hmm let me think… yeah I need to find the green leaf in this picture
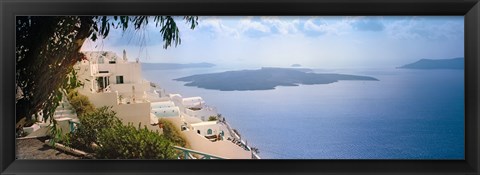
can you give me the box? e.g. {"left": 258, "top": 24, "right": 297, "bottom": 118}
{"left": 101, "top": 16, "right": 107, "bottom": 35}
{"left": 104, "top": 24, "right": 110, "bottom": 39}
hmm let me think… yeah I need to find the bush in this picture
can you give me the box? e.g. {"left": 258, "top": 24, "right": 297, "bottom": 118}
{"left": 208, "top": 116, "right": 217, "bottom": 121}
{"left": 95, "top": 123, "right": 177, "bottom": 159}
{"left": 67, "top": 106, "right": 121, "bottom": 152}
{"left": 67, "top": 107, "right": 180, "bottom": 159}
{"left": 159, "top": 119, "right": 187, "bottom": 147}
{"left": 67, "top": 90, "right": 95, "bottom": 117}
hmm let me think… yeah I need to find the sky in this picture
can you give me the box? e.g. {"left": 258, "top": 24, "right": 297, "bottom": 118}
{"left": 80, "top": 16, "right": 464, "bottom": 69}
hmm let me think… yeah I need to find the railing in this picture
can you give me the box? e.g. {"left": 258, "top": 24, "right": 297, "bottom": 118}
{"left": 173, "top": 146, "right": 226, "bottom": 159}
{"left": 144, "top": 91, "right": 162, "bottom": 102}
{"left": 203, "top": 105, "right": 217, "bottom": 112}
{"left": 221, "top": 120, "right": 236, "bottom": 138}
{"left": 67, "top": 121, "right": 259, "bottom": 159}
{"left": 68, "top": 120, "right": 80, "bottom": 133}
{"left": 252, "top": 152, "right": 261, "bottom": 159}
{"left": 219, "top": 119, "right": 261, "bottom": 159}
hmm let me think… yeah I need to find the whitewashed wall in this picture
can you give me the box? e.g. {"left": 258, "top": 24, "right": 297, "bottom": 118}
{"left": 190, "top": 122, "right": 221, "bottom": 136}
{"left": 110, "top": 82, "right": 150, "bottom": 93}
{"left": 112, "top": 102, "right": 151, "bottom": 127}
{"left": 79, "top": 91, "right": 117, "bottom": 107}
{"left": 96, "top": 63, "right": 142, "bottom": 84}
{"left": 161, "top": 117, "right": 251, "bottom": 159}
{"left": 185, "top": 108, "right": 218, "bottom": 121}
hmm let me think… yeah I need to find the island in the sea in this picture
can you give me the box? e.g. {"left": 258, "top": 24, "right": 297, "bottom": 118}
{"left": 142, "top": 62, "right": 215, "bottom": 70}
{"left": 174, "top": 67, "right": 378, "bottom": 91}
{"left": 291, "top": 64, "right": 302, "bottom": 67}
{"left": 398, "top": 57, "right": 464, "bottom": 69}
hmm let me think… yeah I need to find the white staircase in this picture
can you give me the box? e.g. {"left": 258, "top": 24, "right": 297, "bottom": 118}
{"left": 53, "top": 97, "right": 77, "bottom": 120}
{"left": 22, "top": 90, "right": 79, "bottom": 137}
{"left": 52, "top": 91, "right": 79, "bottom": 134}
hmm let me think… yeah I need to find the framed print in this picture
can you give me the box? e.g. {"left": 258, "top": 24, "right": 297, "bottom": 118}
{"left": 1, "top": 0, "right": 479, "bottom": 174}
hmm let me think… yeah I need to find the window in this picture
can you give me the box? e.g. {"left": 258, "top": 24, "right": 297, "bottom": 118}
{"left": 116, "top": 76, "right": 124, "bottom": 84}
{"left": 109, "top": 61, "right": 116, "bottom": 64}
{"left": 98, "top": 57, "right": 104, "bottom": 64}
{"left": 207, "top": 129, "right": 213, "bottom": 135}
{"left": 197, "top": 130, "right": 201, "bottom": 134}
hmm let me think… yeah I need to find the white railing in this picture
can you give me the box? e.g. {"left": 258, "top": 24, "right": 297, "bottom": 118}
{"left": 173, "top": 146, "right": 227, "bottom": 159}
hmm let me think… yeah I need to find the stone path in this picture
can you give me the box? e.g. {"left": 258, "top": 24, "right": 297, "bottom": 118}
{"left": 16, "top": 137, "right": 84, "bottom": 159}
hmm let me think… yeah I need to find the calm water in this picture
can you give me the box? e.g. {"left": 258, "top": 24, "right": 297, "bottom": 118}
{"left": 143, "top": 67, "right": 465, "bottom": 159}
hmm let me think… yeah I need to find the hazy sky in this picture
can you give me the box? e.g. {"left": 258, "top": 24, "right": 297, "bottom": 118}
{"left": 81, "top": 16, "right": 464, "bottom": 69}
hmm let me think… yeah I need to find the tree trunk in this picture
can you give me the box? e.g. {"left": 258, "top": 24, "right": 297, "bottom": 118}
{"left": 15, "top": 16, "right": 94, "bottom": 130}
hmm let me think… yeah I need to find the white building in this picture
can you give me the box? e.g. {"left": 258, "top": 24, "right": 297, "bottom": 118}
{"left": 82, "top": 51, "right": 149, "bottom": 98}
{"left": 169, "top": 94, "right": 218, "bottom": 121}
{"left": 151, "top": 101, "right": 176, "bottom": 108}
{"left": 190, "top": 121, "right": 226, "bottom": 141}
{"left": 182, "top": 97, "right": 204, "bottom": 109}
{"left": 75, "top": 50, "right": 167, "bottom": 131}
{"left": 152, "top": 107, "right": 181, "bottom": 118}
{"left": 73, "top": 51, "right": 256, "bottom": 158}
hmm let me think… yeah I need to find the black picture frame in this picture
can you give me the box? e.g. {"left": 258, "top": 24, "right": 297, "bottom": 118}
{"left": 1, "top": 0, "right": 479, "bottom": 174}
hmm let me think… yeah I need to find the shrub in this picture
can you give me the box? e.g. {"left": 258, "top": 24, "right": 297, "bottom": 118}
{"left": 67, "top": 106, "right": 121, "bottom": 152}
{"left": 159, "top": 119, "right": 187, "bottom": 147}
{"left": 67, "top": 90, "right": 95, "bottom": 117}
{"left": 208, "top": 116, "right": 217, "bottom": 121}
{"left": 67, "top": 107, "right": 179, "bottom": 159}
{"left": 95, "top": 123, "right": 177, "bottom": 159}
{"left": 251, "top": 147, "right": 260, "bottom": 154}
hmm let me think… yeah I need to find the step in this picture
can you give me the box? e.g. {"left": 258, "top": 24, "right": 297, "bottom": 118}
{"left": 57, "top": 104, "right": 73, "bottom": 109}
{"left": 54, "top": 111, "right": 75, "bottom": 115}
{"left": 54, "top": 114, "right": 75, "bottom": 119}
{"left": 55, "top": 112, "right": 74, "bottom": 115}
{"left": 55, "top": 109, "right": 71, "bottom": 111}
{"left": 55, "top": 117, "right": 73, "bottom": 121}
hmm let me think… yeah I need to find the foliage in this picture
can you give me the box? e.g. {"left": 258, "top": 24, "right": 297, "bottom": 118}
{"left": 67, "top": 90, "right": 95, "bottom": 117}
{"left": 92, "top": 16, "right": 198, "bottom": 49}
{"left": 16, "top": 16, "right": 95, "bottom": 130}
{"left": 159, "top": 119, "right": 187, "bottom": 147}
{"left": 15, "top": 16, "right": 198, "bottom": 129}
{"left": 208, "top": 116, "right": 218, "bottom": 121}
{"left": 66, "top": 107, "right": 179, "bottom": 159}
{"left": 67, "top": 106, "right": 122, "bottom": 152}
{"left": 45, "top": 69, "right": 85, "bottom": 141}
{"left": 47, "top": 119, "right": 65, "bottom": 146}
{"left": 250, "top": 147, "right": 260, "bottom": 154}
{"left": 95, "top": 123, "right": 177, "bottom": 159}
{"left": 64, "top": 68, "right": 84, "bottom": 91}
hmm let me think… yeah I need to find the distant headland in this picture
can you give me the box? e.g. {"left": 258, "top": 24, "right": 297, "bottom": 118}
{"left": 142, "top": 62, "right": 215, "bottom": 70}
{"left": 398, "top": 57, "right": 464, "bottom": 70}
{"left": 174, "top": 67, "right": 378, "bottom": 91}
{"left": 291, "top": 64, "right": 302, "bottom": 67}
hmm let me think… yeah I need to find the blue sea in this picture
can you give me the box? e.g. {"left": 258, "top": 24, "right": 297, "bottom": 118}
{"left": 142, "top": 67, "right": 465, "bottom": 159}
